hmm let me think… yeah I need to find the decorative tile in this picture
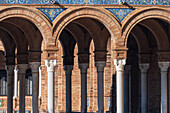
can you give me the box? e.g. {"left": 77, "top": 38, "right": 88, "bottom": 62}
{"left": 106, "top": 8, "right": 135, "bottom": 22}
{"left": 37, "top": 8, "right": 67, "bottom": 22}
{"left": 0, "top": 0, "right": 169, "bottom": 5}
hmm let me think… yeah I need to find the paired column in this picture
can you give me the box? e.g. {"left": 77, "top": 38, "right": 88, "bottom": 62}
{"left": 14, "top": 67, "right": 18, "bottom": 98}
{"left": 114, "top": 59, "right": 126, "bottom": 113}
{"left": 18, "top": 64, "right": 28, "bottom": 113}
{"left": 139, "top": 63, "right": 149, "bottom": 113}
{"left": 30, "top": 62, "right": 41, "bottom": 113}
{"left": 95, "top": 61, "right": 106, "bottom": 113}
{"left": 45, "top": 60, "right": 57, "bottom": 113}
{"left": 79, "top": 63, "right": 89, "bottom": 113}
{"left": 158, "top": 62, "right": 170, "bottom": 113}
{"left": 64, "top": 65, "right": 73, "bottom": 113}
{"left": 6, "top": 65, "right": 15, "bottom": 113}
{"left": 123, "top": 65, "right": 131, "bottom": 113}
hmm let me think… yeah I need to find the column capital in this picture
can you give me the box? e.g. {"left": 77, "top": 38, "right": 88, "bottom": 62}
{"left": 45, "top": 60, "right": 57, "bottom": 72}
{"left": 124, "top": 65, "right": 131, "bottom": 75}
{"left": 29, "top": 62, "right": 41, "bottom": 73}
{"left": 17, "top": 64, "right": 28, "bottom": 73}
{"left": 139, "top": 63, "right": 150, "bottom": 73}
{"left": 114, "top": 59, "right": 126, "bottom": 71}
{"left": 79, "top": 63, "right": 89, "bottom": 72}
{"left": 64, "top": 65, "right": 73, "bottom": 76}
{"left": 95, "top": 61, "right": 106, "bottom": 72}
{"left": 158, "top": 62, "right": 170, "bottom": 72}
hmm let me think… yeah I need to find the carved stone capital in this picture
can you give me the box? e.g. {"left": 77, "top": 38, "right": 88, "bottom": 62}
{"left": 79, "top": 63, "right": 89, "bottom": 73}
{"left": 29, "top": 62, "right": 41, "bottom": 73}
{"left": 45, "top": 60, "right": 57, "bottom": 72}
{"left": 114, "top": 59, "right": 126, "bottom": 71}
{"left": 95, "top": 61, "right": 106, "bottom": 72}
{"left": 158, "top": 62, "right": 170, "bottom": 72}
{"left": 64, "top": 65, "right": 73, "bottom": 76}
{"left": 139, "top": 63, "right": 150, "bottom": 73}
{"left": 124, "top": 65, "right": 131, "bottom": 74}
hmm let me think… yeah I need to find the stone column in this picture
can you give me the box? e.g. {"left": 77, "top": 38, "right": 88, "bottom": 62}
{"left": 39, "top": 67, "right": 42, "bottom": 99}
{"left": 64, "top": 65, "right": 73, "bottom": 113}
{"left": 158, "top": 62, "right": 170, "bottom": 113}
{"left": 114, "top": 59, "right": 126, "bottom": 113}
{"left": 30, "top": 62, "right": 41, "bottom": 113}
{"left": 123, "top": 65, "right": 131, "bottom": 113}
{"left": 139, "top": 63, "right": 149, "bottom": 113}
{"left": 14, "top": 67, "right": 18, "bottom": 98}
{"left": 6, "top": 65, "right": 15, "bottom": 113}
{"left": 79, "top": 63, "right": 89, "bottom": 113}
{"left": 45, "top": 60, "right": 57, "bottom": 113}
{"left": 95, "top": 61, "right": 106, "bottom": 113}
{"left": 18, "top": 64, "right": 28, "bottom": 113}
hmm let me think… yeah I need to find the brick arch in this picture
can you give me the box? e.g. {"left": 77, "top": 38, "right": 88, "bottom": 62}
{"left": 122, "top": 7, "right": 170, "bottom": 48}
{"left": 52, "top": 7, "right": 121, "bottom": 46}
{"left": 0, "top": 6, "right": 52, "bottom": 50}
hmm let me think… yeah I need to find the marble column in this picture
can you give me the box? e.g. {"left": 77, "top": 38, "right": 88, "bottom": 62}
{"left": 18, "top": 64, "right": 28, "bottom": 113}
{"left": 45, "top": 60, "right": 57, "bottom": 113}
{"left": 6, "top": 65, "right": 15, "bottom": 113}
{"left": 95, "top": 61, "right": 106, "bottom": 113}
{"left": 79, "top": 63, "right": 89, "bottom": 113}
{"left": 123, "top": 65, "right": 131, "bottom": 113}
{"left": 139, "top": 63, "right": 149, "bottom": 113}
{"left": 39, "top": 67, "right": 42, "bottom": 99}
{"left": 114, "top": 59, "right": 126, "bottom": 113}
{"left": 158, "top": 62, "right": 170, "bottom": 113}
{"left": 14, "top": 67, "right": 18, "bottom": 98}
{"left": 30, "top": 62, "right": 41, "bottom": 113}
{"left": 64, "top": 65, "right": 73, "bottom": 113}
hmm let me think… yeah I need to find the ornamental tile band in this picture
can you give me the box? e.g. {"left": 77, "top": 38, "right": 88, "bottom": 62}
{"left": 106, "top": 8, "right": 135, "bottom": 22}
{"left": 37, "top": 8, "right": 66, "bottom": 22}
{"left": 0, "top": 0, "right": 169, "bottom": 5}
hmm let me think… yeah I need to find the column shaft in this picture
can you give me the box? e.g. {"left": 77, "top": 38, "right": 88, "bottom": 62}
{"left": 79, "top": 64, "right": 89, "bottom": 113}
{"left": 39, "top": 67, "right": 42, "bottom": 99}
{"left": 14, "top": 68, "right": 18, "bottom": 98}
{"left": 45, "top": 60, "right": 57, "bottom": 113}
{"left": 158, "top": 62, "right": 169, "bottom": 113}
{"left": 18, "top": 64, "right": 28, "bottom": 113}
{"left": 6, "top": 65, "right": 15, "bottom": 113}
{"left": 30, "top": 62, "right": 41, "bottom": 113}
{"left": 64, "top": 65, "right": 73, "bottom": 113}
{"left": 139, "top": 63, "right": 149, "bottom": 113}
{"left": 95, "top": 61, "right": 106, "bottom": 113}
{"left": 114, "top": 59, "right": 126, "bottom": 113}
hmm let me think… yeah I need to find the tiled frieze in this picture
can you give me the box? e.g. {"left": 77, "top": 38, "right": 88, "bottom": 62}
{"left": 0, "top": 0, "right": 169, "bottom": 5}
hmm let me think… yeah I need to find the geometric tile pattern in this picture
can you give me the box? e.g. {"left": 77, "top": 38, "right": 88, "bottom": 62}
{"left": 0, "top": 0, "right": 169, "bottom": 5}
{"left": 37, "top": 8, "right": 67, "bottom": 22}
{"left": 106, "top": 8, "right": 135, "bottom": 22}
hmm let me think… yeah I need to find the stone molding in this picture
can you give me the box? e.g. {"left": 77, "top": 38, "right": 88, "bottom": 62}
{"left": 45, "top": 60, "right": 57, "bottom": 72}
{"left": 139, "top": 63, "right": 150, "bottom": 73}
{"left": 79, "top": 63, "right": 89, "bottom": 73}
{"left": 29, "top": 62, "right": 41, "bottom": 73}
{"left": 158, "top": 62, "right": 170, "bottom": 72}
{"left": 114, "top": 59, "right": 126, "bottom": 71}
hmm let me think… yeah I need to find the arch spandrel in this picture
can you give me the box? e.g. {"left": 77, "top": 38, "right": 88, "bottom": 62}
{"left": 52, "top": 7, "right": 121, "bottom": 46}
{"left": 0, "top": 6, "right": 52, "bottom": 50}
{"left": 122, "top": 7, "right": 170, "bottom": 48}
